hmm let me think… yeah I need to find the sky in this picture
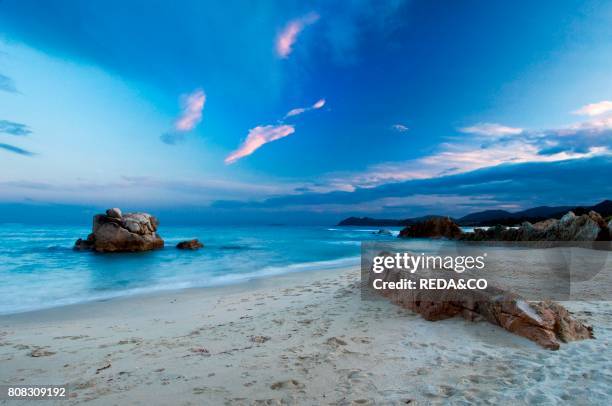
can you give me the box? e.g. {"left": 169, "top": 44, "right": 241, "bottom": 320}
{"left": 0, "top": 0, "right": 611, "bottom": 224}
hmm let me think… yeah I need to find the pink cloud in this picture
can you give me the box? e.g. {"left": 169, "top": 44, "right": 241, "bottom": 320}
{"left": 573, "top": 100, "right": 612, "bottom": 117}
{"left": 459, "top": 122, "right": 523, "bottom": 136}
{"left": 284, "top": 98, "right": 326, "bottom": 119}
{"left": 225, "top": 124, "right": 295, "bottom": 164}
{"left": 285, "top": 107, "right": 306, "bottom": 118}
{"left": 276, "top": 13, "right": 319, "bottom": 58}
{"left": 312, "top": 99, "right": 325, "bottom": 109}
{"left": 175, "top": 89, "right": 206, "bottom": 131}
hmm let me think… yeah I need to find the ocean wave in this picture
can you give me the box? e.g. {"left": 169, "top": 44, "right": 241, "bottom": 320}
{"left": 326, "top": 240, "right": 362, "bottom": 246}
{"left": 0, "top": 256, "right": 361, "bottom": 315}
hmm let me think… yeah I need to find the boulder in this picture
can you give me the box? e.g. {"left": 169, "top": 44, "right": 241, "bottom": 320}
{"left": 74, "top": 209, "right": 164, "bottom": 252}
{"left": 543, "top": 211, "right": 602, "bottom": 241}
{"left": 399, "top": 217, "right": 462, "bottom": 239}
{"left": 532, "top": 218, "right": 557, "bottom": 231}
{"left": 176, "top": 239, "right": 204, "bottom": 250}
{"left": 373, "top": 229, "right": 393, "bottom": 236}
{"left": 369, "top": 252, "right": 594, "bottom": 350}
{"left": 106, "top": 207, "right": 122, "bottom": 219}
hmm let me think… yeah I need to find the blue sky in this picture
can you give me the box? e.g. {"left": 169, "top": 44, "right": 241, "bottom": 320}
{"left": 1, "top": 0, "right": 611, "bottom": 223}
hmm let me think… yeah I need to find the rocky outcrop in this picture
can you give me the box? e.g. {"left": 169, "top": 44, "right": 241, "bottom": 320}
{"left": 372, "top": 229, "right": 393, "bottom": 236}
{"left": 176, "top": 239, "right": 204, "bottom": 250}
{"left": 461, "top": 211, "right": 610, "bottom": 242}
{"left": 75, "top": 209, "right": 164, "bottom": 252}
{"left": 399, "top": 217, "right": 462, "bottom": 239}
{"left": 369, "top": 254, "right": 594, "bottom": 350}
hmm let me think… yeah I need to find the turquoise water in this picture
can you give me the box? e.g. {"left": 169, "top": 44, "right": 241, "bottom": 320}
{"left": 0, "top": 225, "right": 429, "bottom": 315}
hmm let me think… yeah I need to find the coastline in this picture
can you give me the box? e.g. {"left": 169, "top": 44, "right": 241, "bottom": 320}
{"left": 2, "top": 266, "right": 611, "bottom": 404}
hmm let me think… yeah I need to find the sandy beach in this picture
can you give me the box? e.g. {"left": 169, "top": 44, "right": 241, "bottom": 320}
{"left": 1, "top": 267, "right": 611, "bottom": 405}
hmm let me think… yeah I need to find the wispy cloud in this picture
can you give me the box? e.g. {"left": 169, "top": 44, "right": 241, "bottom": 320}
{"left": 573, "top": 100, "right": 612, "bottom": 117}
{"left": 315, "top": 107, "right": 612, "bottom": 190}
{"left": 459, "top": 122, "right": 523, "bottom": 136}
{"left": 0, "top": 143, "right": 35, "bottom": 156}
{"left": 276, "top": 13, "right": 319, "bottom": 58}
{"left": 391, "top": 124, "right": 409, "bottom": 132}
{"left": 284, "top": 98, "right": 326, "bottom": 118}
{"left": 225, "top": 124, "right": 295, "bottom": 164}
{"left": 0, "top": 120, "right": 32, "bottom": 136}
{"left": 161, "top": 88, "right": 206, "bottom": 145}
{"left": 225, "top": 98, "right": 325, "bottom": 163}
{"left": 326, "top": 142, "right": 601, "bottom": 190}
{"left": 175, "top": 89, "right": 206, "bottom": 131}
{"left": 210, "top": 156, "right": 612, "bottom": 219}
{"left": 0, "top": 73, "right": 18, "bottom": 93}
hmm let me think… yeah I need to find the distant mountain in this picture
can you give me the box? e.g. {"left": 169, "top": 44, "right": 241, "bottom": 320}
{"left": 457, "top": 205, "right": 574, "bottom": 226}
{"left": 574, "top": 200, "right": 612, "bottom": 216}
{"left": 457, "top": 210, "right": 513, "bottom": 225}
{"left": 336, "top": 200, "right": 611, "bottom": 227}
{"left": 337, "top": 215, "right": 450, "bottom": 227}
{"left": 517, "top": 205, "right": 574, "bottom": 218}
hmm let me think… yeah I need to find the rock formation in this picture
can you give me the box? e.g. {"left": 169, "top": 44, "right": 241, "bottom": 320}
{"left": 398, "top": 217, "right": 462, "bottom": 239}
{"left": 74, "top": 208, "right": 164, "bottom": 252}
{"left": 460, "top": 211, "right": 610, "bottom": 241}
{"left": 369, "top": 253, "right": 594, "bottom": 350}
{"left": 372, "top": 229, "right": 393, "bottom": 236}
{"left": 176, "top": 239, "right": 204, "bottom": 250}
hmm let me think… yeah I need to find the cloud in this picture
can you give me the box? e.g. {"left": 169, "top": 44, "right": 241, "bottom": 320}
{"left": 210, "top": 156, "right": 612, "bottom": 218}
{"left": 225, "top": 124, "right": 295, "bottom": 164}
{"left": 284, "top": 98, "right": 326, "bottom": 118}
{"left": 0, "top": 120, "right": 32, "bottom": 136}
{"left": 330, "top": 141, "right": 605, "bottom": 190}
{"left": 0, "top": 73, "right": 18, "bottom": 93}
{"left": 565, "top": 116, "right": 612, "bottom": 132}
{"left": 285, "top": 107, "right": 306, "bottom": 118}
{"left": 0, "top": 143, "right": 35, "bottom": 156}
{"left": 459, "top": 122, "right": 523, "bottom": 136}
{"left": 276, "top": 12, "right": 319, "bottom": 58}
{"left": 391, "top": 124, "right": 409, "bottom": 132}
{"left": 161, "top": 88, "right": 206, "bottom": 145}
{"left": 312, "top": 99, "right": 325, "bottom": 109}
{"left": 314, "top": 111, "right": 612, "bottom": 190}
{"left": 226, "top": 98, "right": 324, "bottom": 163}
{"left": 175, "top": 88, "right": 206, "bottom": 131}
{"left": 573, "top": 101, "right": 612, "bottom": 117}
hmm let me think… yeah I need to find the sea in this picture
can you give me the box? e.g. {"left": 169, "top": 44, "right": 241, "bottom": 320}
{"left": 0, "top": 224, "right": 467, "bottom": 315}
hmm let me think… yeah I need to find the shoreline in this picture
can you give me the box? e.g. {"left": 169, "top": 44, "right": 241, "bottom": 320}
{"left": 1, "top": 266, "right": 611, "bottom": 404}
{"left": 0, "top": 265, "right": 356, "bottom": 323}
{"left": 0, "top": 254, "right": 361, "bottom": 317}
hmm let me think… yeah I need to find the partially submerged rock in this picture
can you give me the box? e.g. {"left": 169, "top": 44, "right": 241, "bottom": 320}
{"left": 75, "top": 209, "right": 164, "bottom": 252}
{"left": 176, "top": 239, "right": 204, "bottom": 250}
{"left": 373, "top": 229, "right": 393, "bottom": 236}
{"left": 369, "top": 253, "right": 594, "bottom": 350}
{"left": 399, "top": 217, "right": 462, "bottom": 239}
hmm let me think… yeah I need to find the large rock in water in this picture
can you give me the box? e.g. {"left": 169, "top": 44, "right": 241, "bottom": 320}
{"left": 369, "top": 253, "right": 594, "bottom": 350}
{"left": 75, "top": 209, "right": 164, "bottom": 252}
{"left": 399, "top": 217, "right": 462, "bottom": 239}
{"left": 461, "top": 211, "right": 610, "bottom": 241}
